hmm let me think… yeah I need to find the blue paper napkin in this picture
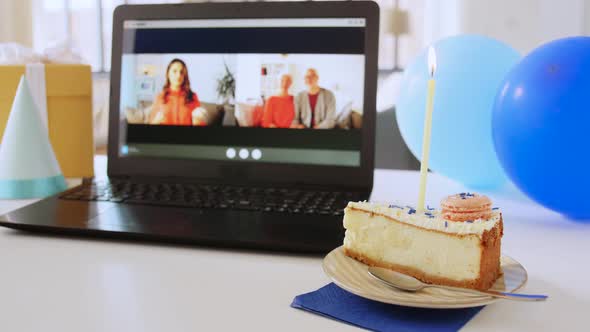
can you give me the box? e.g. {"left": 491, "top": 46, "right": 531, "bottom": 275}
{"left": 291, "top": 283, "right": 484, "bottom": 332}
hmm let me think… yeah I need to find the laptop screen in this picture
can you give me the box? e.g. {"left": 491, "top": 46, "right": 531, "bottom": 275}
{"left": 118, "top": 18, "right": 366, "bottom": 167}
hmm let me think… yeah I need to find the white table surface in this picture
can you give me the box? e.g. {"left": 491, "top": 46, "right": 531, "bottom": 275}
{"left": 0, "top": 156, "right": 588, "bottom": 332}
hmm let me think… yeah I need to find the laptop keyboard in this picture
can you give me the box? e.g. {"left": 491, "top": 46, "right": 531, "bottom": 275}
{"left": 59, "top": 179, "right": 363, "bottom": 216}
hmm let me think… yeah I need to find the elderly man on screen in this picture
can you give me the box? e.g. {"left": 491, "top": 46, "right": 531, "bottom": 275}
{"left": 291, "top": 68, "right": 336, "bottom": 129}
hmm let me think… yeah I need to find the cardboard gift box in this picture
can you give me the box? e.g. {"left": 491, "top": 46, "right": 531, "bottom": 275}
{"left": 0, "top": 64, "right": 94, "bottom": 177}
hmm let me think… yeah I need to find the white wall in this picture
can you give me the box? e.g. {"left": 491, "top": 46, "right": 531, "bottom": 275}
{"left": 120, "top": 55, "right": 137, "bottom": 109}
{"left": 389, "top": 0, "right": 589, "bottom": 69}
{"left": 0, "top": 0, "right": 33, "bottom": 46}
{"left": 586, "top": 1, "right": 590, "bottom": 35}
{"left": 235, "top": 54, "right": 262, "bottom": 105}
{"left": 457, "top": 0, "right": 586, "bottom": 54}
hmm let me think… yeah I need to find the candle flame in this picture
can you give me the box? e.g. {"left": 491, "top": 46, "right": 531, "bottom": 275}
{"left": 428, "top": 46, "right": 437, "bottom": 77}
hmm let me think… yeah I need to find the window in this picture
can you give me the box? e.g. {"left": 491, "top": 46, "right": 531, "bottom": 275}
{"left": 33, "top": 0, "right": 183, "bottom": 72}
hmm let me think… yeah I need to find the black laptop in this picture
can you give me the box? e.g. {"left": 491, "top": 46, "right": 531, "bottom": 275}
{"left": 0, "top": 1, "right": 379, "bottom": 253}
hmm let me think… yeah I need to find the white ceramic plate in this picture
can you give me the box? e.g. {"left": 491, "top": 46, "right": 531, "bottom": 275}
{"left": 323, "top": 246, "right": 528, "bottom": 309}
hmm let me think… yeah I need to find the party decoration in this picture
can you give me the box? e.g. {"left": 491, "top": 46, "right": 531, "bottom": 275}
{"left": 416, "top": 46, "right": 437, "bottom": 213}
{"left": 0, "top": 42, "right": 94, "bottom": 178}
{"left": 0, "top": 76, "right": 67, "bottom": 198}
{"left": 396, "top": 35, "right": 520, "bottom": 188}
{"left": 493, "top": 36, "right": 590, "bottom": 220}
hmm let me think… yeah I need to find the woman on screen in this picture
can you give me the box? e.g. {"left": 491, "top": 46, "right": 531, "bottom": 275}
{"left": 262, "top": 74, "right": 295, "bottom": 128}
{"left": 148, "top": 58, "right": 203, "bottom": 126}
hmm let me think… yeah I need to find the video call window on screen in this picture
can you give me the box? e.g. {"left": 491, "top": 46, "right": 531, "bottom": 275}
{"left": 122, "top": 52, "right": 364, "bottom": 130}
{"left": 118, "top": 18, "right": 366, "bottom": 167}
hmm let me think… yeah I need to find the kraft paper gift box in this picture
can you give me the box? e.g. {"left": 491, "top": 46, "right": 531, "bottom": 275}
{"left": 0, "top": 64, "right": 94, "bottom": 177}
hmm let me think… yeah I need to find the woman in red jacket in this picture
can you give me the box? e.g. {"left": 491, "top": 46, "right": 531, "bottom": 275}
{"left": 149, "top": 58, "right": 202, "bottom": 126}
{"left": 262, "top": 74, "right": 295, "bottom": 128}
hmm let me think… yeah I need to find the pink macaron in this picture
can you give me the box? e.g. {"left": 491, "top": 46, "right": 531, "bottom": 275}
{"left": 440, "top": 193, "right": 493, "bottom": 222}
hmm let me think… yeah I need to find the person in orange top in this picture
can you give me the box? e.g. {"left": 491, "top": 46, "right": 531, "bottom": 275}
{"left": 262, "top": 74, "right": 295, "bottom": 128}
{"left": 148, "top": 58, "right": 203, "bottom": 126}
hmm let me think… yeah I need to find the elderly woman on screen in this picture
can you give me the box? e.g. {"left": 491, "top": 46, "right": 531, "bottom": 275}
{"left": 262, "top": 74, "right": 295, "bottom": 128}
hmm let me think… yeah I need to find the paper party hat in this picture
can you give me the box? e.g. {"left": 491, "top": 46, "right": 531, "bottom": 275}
{"left": 0, "top": 75, "right": 67, "bottom": 198}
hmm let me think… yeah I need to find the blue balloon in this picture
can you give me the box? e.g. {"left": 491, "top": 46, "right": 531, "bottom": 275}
{"left": 397, "top": 35, "right": 520, "bottom": 188}
{"left": 493, "top": 37, "right": 590, "bottom": 220}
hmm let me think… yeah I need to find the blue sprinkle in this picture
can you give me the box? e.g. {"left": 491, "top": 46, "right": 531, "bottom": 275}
{"left": 408, "top": 208, "right": 416, "bottom": 215}
{"left": 492, "top": 207, "right": 499, "bottom": 210}
{"left": 427, "top": 205, "right": 435, "bottom": 210}
{"left": 425, "top": 212, "right": 432, "bottom": 216}
{"left": 428, "top": 215, "right": 435, "bottom": 219}
{"left": 459, "top": 192, "right": 475, "bottom": 200}
{"left": 445, "top": 221, "right": 448, "bottom": 227}
{"left": 466, "top": 220, "right": 473, "bottom": 223}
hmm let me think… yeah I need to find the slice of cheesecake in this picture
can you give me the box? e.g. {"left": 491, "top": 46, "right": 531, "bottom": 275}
{"left": 343, "top": 194, "right": 503, "bottom": 290}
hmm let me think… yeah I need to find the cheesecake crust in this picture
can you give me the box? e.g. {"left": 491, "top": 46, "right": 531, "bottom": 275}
{"left": 343, "top": 207, "right": 504, "bottom": 290}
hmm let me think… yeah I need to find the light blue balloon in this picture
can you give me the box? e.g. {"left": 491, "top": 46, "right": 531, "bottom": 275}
{"left": 396, "top": 35, "right": 520, "bottom": 188}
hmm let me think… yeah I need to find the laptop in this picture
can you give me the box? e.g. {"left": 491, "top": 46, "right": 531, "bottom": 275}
{"left": 0, "top": 1, "right": 379, "bottom": 253}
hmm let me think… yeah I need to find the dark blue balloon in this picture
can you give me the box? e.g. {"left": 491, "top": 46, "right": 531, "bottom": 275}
{"left": 493, "top": 36, "right": 590, "bottom": 220}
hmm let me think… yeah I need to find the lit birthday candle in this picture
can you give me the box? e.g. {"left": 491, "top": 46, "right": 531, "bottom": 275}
{"left": 417, "top": 47, "right": 437, "bottom": 214}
